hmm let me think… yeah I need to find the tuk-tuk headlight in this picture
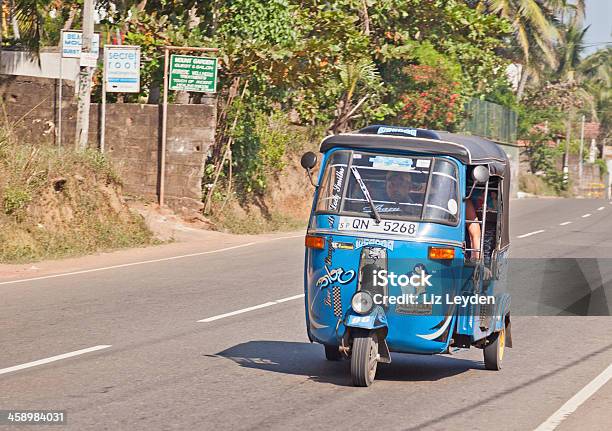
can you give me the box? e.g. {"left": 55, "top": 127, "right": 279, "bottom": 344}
{"left": 352, "top": 291, "right": 374, "bottom": 315}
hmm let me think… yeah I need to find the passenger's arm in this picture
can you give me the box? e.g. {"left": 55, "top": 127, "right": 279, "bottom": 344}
{"left": 466, "top": 200, "right": 481, "bottom": 260}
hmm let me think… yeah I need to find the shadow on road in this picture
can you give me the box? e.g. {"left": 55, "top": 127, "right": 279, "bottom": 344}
{"left": 210, "top": 340, "right": 478, "bottom": 386}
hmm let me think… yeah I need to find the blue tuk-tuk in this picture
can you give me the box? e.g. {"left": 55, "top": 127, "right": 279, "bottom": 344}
{"left": 301, "top": 125, "right": 512, "bottom": 386}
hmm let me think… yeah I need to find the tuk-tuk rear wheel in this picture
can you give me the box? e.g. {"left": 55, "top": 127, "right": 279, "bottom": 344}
{"left": 483, "top": 327, "right": 506, "bottom": 371}
{"left": 324, "top": 345, "right": 342, "bottom": 361}
{"left": 351, "top": 331, "right": 379, "bottom": 387}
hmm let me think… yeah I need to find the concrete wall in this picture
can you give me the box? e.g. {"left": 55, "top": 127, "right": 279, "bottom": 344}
{"left": 0, "top": 75, "right": 216, "bottom": 214}
{"left": 497, "top": 142, "right": 519, "bottom": 198}
{"left": 0, "top": 49, "right": 80, "bottom": 81}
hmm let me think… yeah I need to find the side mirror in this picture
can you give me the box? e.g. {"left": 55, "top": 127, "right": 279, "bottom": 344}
{"left": 301, "top": 152, "right": 318, "bottom": 187}
{"left": 472, "top": 165, "right": 490, "bottom": 184}
{"left": 301, "top": 152, "right": 317, "bottom": 170}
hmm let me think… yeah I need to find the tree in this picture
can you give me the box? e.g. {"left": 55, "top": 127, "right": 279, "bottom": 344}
{"left": 481, "top": 0, "right": 561, "bottom": 99}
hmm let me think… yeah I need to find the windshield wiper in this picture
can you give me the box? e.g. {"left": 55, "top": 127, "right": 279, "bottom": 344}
{"left": 350, "top": 166, "right": 382, "bottom": 224}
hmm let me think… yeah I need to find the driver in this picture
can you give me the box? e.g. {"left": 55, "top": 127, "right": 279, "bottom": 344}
{"left": 385, "top": 171, "right": 422, "bottom": 216}
{"left": 385, "top": 171, "right": 414, "bottom": 203}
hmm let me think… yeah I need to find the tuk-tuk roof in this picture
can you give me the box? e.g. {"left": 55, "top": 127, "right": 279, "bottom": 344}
{"left": 320, "top": 125, "right": 509, "bottom": 176}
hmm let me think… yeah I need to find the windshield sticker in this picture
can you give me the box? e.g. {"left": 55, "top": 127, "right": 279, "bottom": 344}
{"left": 355, "top": 238, "right": 395, "bottom": 251}
{"left": 362, "top": 204, "right": 401, "bottom": 213}
{"left": 316, "top": 266, "right": 356, "bottom": 288}
{"left": 333, "top": 167, "right": 345, "bottom": 193}
{"left": 353, "top": 154, "right": 362, "bottom": 159}
{"left": 447, "top": 199, "right": 458, "bottom": 215}
{"left": 329, "top": 195, "right": 341, "bottom": 211}
{"left": 416, "top": 159, "right": 431, "bottom": 168}
{"left": 369, "top": 156, "right": 414, "bottom": 171}
{"left": 377, "top": 126, "right": 417, "bottom": 136}
{"left": 328, "top": 167, "right": 345, "bottom": 211}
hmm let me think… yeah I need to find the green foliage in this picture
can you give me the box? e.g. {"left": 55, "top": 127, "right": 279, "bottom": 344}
{"left": 2, "top": 186, "right": 31, "bottom": 216}
{"left": 594, "top": 158, "right": 608, "bottom": 178}
{"left": 524, "top": 133, "right": 566, "bottom": 193}
{"left": 228, "top": 106, "right": 296, "bottom": 194}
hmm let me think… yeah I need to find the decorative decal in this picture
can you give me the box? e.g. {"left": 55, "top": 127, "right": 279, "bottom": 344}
{"left": 316, "top": 266, "right": 356, "bottom": 289}
{"left": 332, "top": 241, "right": 354, "bottom": 250}
{"left": 366, "top": 247, "right": 386, "bottom": 260}
{"left": 324, "top": 237, "right": 333, "bottom": 266}
{"left": 324, "top": 290, "right": 332, "bottom": 307}
{"left": 362, "top": 204, "right": 401, "bottom": 213}
{"left": 377, "top": 126, "right": 417, "bottom": 136}
{"left": 355, "top": 238, "right": 395, "bottom": 251}
{"left": 327, "top": 215, "right": 335, "bottom": 228}
{"left": 328, "top": 167, "right": 345, "bottom": 211}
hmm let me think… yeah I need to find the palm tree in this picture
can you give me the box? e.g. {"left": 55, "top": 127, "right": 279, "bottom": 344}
{"left": 481, "top": 0, "right": 562, "bottom": 99}
{"left": 556, "top": 21, "right": 589, "bottom": 81}
{"left": 579, "top": 48, "right": 611, "bottom": 144}
{"left": 5, "top": 0, "right": 48, "bottom": 50}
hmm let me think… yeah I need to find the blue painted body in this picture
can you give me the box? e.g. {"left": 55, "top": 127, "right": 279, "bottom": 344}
{"left": 303, "top": 147, "right": 510, "bottom": 355}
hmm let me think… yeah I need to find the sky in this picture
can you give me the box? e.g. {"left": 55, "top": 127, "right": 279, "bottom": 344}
{"left": 583, "top": 0, "right": 612, "bottom": 55}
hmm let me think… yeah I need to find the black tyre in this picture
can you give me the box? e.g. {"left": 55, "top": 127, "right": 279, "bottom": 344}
{"left": 324, "top": 345, "right": 342, "bottom": 361}
{"left": 351, "top": 332, "right": 379, "bottom": 386}
{"left": 483, "top": 326, "right": 506, "bottom": 371}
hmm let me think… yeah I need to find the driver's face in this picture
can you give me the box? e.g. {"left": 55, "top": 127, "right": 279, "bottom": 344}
{"left": 386, "top": 173, "right": 412, "bottom": 202}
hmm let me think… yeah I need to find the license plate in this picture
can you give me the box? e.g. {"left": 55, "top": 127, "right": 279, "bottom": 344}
{"left": 337, "top": 216, "right": 418, "bottom": 236}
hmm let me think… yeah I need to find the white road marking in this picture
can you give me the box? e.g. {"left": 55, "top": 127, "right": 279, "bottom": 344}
{"left": 517, "top": 230, "right": 545, "bottom": 238}
{"left": 582, "top": 213, "right": 592, "bottom": 218}
{"left": 559, "top": 221, "right": 572, "bottom": 226}
{"left": 534, "top": 363, "right": 612, "bottom": 431}
{"left": 597, "top": 206, "right": 605, "bottom": 211}
{"left": 0, "top": 345, "right": 111, "bottom": 376}
{"left": 0, "top": 235, "right": 303, "bottom": 286}
{"left": 198, "top": 294, "right": 305, "bottom": 323}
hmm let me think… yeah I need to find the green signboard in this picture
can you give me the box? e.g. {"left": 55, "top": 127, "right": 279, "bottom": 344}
{"left": 169, "top": 55, "right": 218, "bottom": 93}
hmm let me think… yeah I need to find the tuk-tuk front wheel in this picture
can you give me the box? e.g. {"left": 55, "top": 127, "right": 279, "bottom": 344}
{"left": 483, "top": 327, "right": 506, "bottom": 371}
{"left": 351, "top": 331, "right": 379, "bottom": 387}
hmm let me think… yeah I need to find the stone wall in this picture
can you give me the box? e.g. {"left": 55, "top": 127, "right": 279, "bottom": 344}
{"left": 0, "top": 75, "right": 216, "bottom": 214}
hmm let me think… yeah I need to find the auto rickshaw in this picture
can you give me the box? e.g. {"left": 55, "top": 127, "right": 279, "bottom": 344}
{"left": 301, "top": 125, "right": 512, "bottom": 386}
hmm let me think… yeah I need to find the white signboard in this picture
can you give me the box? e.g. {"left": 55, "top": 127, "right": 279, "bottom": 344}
{"left": 104, "top": 46, "right": 141, "bottom": 93}
{"left": 62, "top": 31, "right": 100, "bottom": 59}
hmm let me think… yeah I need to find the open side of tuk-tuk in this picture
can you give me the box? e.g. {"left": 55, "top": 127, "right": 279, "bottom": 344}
{"left": 301, "top": 125, "right": 512, "bottom": 386}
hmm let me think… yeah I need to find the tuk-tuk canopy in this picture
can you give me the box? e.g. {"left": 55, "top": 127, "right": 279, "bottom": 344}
{"left": 320, "top": 125, "right": 511, "bottom": 248}
{"left": 320, "top": 125, "right": 509, "bottom": 177}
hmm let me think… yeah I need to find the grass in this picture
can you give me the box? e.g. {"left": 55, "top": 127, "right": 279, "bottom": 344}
{"left": 0, "top": 123, "right": 154, "bottom": 263}
{"left": 210, "top": 207, "right": 306, "bottom": 235}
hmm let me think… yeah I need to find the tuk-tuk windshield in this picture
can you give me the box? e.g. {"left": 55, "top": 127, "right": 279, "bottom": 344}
{"left": 316, "top": 150, "right": 459, "bottom": 225}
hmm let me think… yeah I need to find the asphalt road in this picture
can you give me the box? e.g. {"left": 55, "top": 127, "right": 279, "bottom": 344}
{"left": 1, "top": 198, "right": 611, "bottom": 430}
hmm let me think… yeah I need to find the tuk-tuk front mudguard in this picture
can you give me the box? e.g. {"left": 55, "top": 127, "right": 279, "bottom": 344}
{"left": 344, "top": 306, "right": 391, "bottom": 363}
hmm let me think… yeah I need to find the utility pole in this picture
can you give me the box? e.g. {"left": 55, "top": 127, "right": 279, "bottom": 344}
{"left": 578, "top": 115, "right": 585, "bottom": 187}
{"left": 563, "top": 112, "right": 572, "bottom": 187}
{"left": 74, "top": 0, "right": 94, "bottom": 150}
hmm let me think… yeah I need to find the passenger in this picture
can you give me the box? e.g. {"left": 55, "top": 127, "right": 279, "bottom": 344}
{"left": 466, "top": 198, "right": 481, "bottom": 260}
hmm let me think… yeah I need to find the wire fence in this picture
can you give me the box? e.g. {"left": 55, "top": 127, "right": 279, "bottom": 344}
{"left": 463, "top": 99, "right": 518, "bottom": 145}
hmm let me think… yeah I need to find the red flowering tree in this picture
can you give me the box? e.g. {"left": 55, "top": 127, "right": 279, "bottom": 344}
{"left": 398, "top": 65, "right": 463, "bottom": 130}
